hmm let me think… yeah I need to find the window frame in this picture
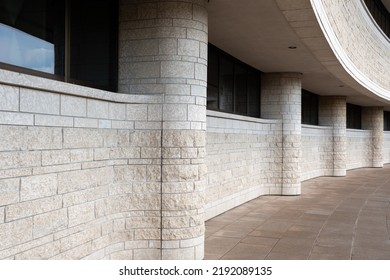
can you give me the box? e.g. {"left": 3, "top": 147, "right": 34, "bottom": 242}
{"left": 347, "top": 103, "right": 362, "bottom": 129}
{"left": 301, "top": 89, "right": 319, "bottom": 125}
{"left": 207, "top": 43, "right": 261, "bottom": 118}
{"left": 0, "top": 0, "right": 118, "bottom": 92}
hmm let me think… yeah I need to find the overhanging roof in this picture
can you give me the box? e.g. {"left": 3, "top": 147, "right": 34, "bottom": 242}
{"left": 207, "top": 0, "right": 390, "bottom": 110}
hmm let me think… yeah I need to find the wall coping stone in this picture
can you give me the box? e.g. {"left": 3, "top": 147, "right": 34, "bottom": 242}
{"left": 0, "top": 69, "right": 162, "bottom": 104}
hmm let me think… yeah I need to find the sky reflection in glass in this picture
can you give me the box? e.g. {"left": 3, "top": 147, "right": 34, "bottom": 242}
{"left": 0, "top": 23, "right": 54, "bottom": 74}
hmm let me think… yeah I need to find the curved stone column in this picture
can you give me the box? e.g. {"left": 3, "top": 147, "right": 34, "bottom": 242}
{"left": 118, "top": 0, "right": 207, "bottom": 259}
{"left": 261, "top": 73, "right": 302, "bottom": 195}
{"left": 362, "top": 107, "right": 384, "bottom": 168}
{"left": 319, "top": 96, "right": 347, "bottom": 176}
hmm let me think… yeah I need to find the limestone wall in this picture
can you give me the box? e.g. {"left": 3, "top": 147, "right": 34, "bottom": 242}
{"left": 301, "top": 125, "right": 333, "bottom": 181}
{"left": 313, "top": 0, "right": 390, "bottom": 100}
{"left": 205, "top": 111, "right": 282, "bottom": 220}
{"left": 346, "top": 129, "right": 372, "bottom": 170}
{"left": 0, "top": 75, "right": 164, "bottom": 260}
{"left": 384, "top": 132, "right": 390, "bottom": 164}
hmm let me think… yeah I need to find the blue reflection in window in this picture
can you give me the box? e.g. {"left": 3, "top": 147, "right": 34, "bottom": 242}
{"left": 0, "top": 23, "right": 54, "bottom": 74}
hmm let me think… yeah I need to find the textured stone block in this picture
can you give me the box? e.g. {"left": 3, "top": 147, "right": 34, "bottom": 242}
{"left": 51, "top": 242, "right": 92, "bottom": 260}
{"left": 68, "top": 202, "right": 95, "bottom": 227}
{"left": 158, "top": 2, "right": 192, "bottom": 19}
{"left": 109, "top": 103, "right": 126, "bottom": 120}
{"left": 166, "top": 84, "right": 191, "bottom": 95}
{"left": 61, "top": 95, "right": 87, "bottom": 117}
{"left": 15, "top": 241, "right": 61, "bottom": 260}
{"left": 70, "top": 149, "right": 94, "bottom": 163}
{"left": 0, "top": 84, "right": 19, "bottom": 111}
{"left": 127, "top": 104, "right": 148, "bottom": 121}
{"left": 59, "top": 225, "right": 101, "bottom": 253}
{"left": 133, "top": 249, "right": 160, "bottom": 260}
{"left": 0, "top": 178, "right": 20, "bottom": 207}
{"left": 0, "top": 126, "right": 26, "bottom": 151}
{"left": 121, "top": 39, "right": 158, "bottom": 56}
{"left": 63, "top": 128, "right": 104, "bottom": 148}
{"left": 26, "top": 127, "right": 63, "bottom": 150}
{"left": 159, "top": 38, "right": 178, "bottom": 55}
{"left": 0, "top": 207, "right": 4, "bottom": 224}
{"left": 33, "top": 209, "right": 68, "bottom": 238}
{"left": 110, "top": 250, "right": 134, "bottom": 260}
{"left": 147, "top": 104, "right": 162, "bottom": 121}
{"left": 34, "top": 114, "right": 74, "bottom": 127}
{"left": 63, "top": 186, "right": 108, "bottom": 207}
{"left": 74, "top": 118, "right": 98, "bottom": 128}
{"left": 161, "top": 61, "right": 194, "bottom": 79}
{"left": 119, "top": 62, "right": 160, "bottom": 79}
{"left": 110, "top": 147, "right": 141, "bottom": 159}
{"left": 162, "top": 247, "right": 195, "bottom": 260}
{"left": 42, "top": 150, "right": 71, "bottom": 166}
{"left": 87, "top": 99, "right": 109, "bottom": 119}
{"left": 178, "top": 39, "right": 199, "bottom": 57}
{"left": 0, "top": 218, "right": 33, "bottom": 251}
{"left": 0, "top": 151, "right": 41, "bottom": 170}
{"left": 163, "top": 104, "right": 187, "bottom": 121}
{"left": 0, "top": 111, "right": 34, "bottom": 126}
{"left": 188, "top": 104, "right": 206, "bottom": 122}
{"left": 20, "top": 88, "right": 60, "bottom": 115}
{"left": 195, "top": 63, "right": 207, "bottom": 82}
{"left": 5, "top": 196, "right": 62, "bottom": 222}
{"left": 21, "top": 174, "right": 58, "bottom": 201}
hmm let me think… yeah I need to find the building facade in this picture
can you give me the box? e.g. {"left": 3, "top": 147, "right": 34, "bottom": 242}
{"left": 0, "top": 0, "right": 390, "bottom": 259}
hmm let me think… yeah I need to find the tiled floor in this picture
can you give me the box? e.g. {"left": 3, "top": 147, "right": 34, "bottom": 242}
{"left": 205, "top": 165, "right": 390, "bottom": 260}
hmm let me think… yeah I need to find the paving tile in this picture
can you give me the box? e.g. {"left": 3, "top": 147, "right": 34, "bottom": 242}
{"left": 240, "top": 236, "right": 279, "bottom": 247}
{"left": 204, "top": 236, "right": 240, "bottom": 257}
{"left": 221, "top": 243, "right": 271, "bottom": 260}
{"left": 205, "top": 165, "right": 390, "bottom": 260}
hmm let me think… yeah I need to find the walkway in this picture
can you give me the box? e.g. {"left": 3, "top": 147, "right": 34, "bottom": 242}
{"left": 204, "top": 165, "right": 390, "bottom": 259}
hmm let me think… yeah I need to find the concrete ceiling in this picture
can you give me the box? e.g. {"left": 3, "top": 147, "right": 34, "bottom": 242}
{"left": 207, "top": 0, "right": 390, "bottom": 109}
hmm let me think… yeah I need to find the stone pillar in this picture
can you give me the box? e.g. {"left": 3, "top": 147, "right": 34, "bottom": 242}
{"left": 362, "top": 107, "right": 384, "bottom": 168}
{"left": 319, "top": 96, "right": 347, "bottom": 176}
{"left": 261, "top": 73, "right": 302, "bottom": 195}
{"left": 118, "top": 0, "right": 208, "bottom": 260}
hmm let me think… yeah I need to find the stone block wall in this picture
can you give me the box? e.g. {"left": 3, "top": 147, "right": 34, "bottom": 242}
{"left": 346, "top": 129, "right": 372, "bottom": 170}
{"left": 0, "top": 81, "right": 164, "bottom": 260}
{"left": 384, "top": 132, "right": 390, "bottom": 164}
{"left": 261, "top": 73, "right": 302, "bottom": 195}
{"left": 118, "top": 0, "right": 208, "bottom": 259}
{"left": 301, "top": 125, "right": 333, "bottom": 181}
{"left": 205, "top": 111, "right": 282, "bottom": 220}
{"left": 317, "top": 0, "right": 390, "bottom": 98}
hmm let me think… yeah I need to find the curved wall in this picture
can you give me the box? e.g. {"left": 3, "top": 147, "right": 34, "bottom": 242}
{"left": 0, "top": 0, "right": 208, "bottom": 260}
{"left": 0, "top": 78, "right": 162, "bottom": 260}
{"left": 301, "top": 125, "right": 333, "bottom": 181}
{"left": 311, "top": 0, "right": 390, "bottom": 101}
{"left": 205, "top": 111, "right": 282, "bottom": 220}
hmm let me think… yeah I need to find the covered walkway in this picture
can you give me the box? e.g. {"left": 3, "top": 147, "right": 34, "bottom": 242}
{"left": 205, "top": 165, "right": 390, "bottom": 259}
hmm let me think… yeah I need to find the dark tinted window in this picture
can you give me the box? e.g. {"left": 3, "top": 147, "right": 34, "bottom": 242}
{"left": 0, "top": 0, "right": 118, "bottom": 91}
{"left": 0, "top": 0, "right": 65, "bottom": 75}
{"left": 207, "top": 44, "right": 261, "bottom": 118}
{"left": 384, "top": 111, "right": 390, "bottom": 131}
{"left": 301, "top": 90, "right": 319, "bottom": 125}
{"left": 347, "top": 103, "right": 362, "bottom": 129}
{"left": 70, "top": 0, "right": 117, "bottom": 90}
